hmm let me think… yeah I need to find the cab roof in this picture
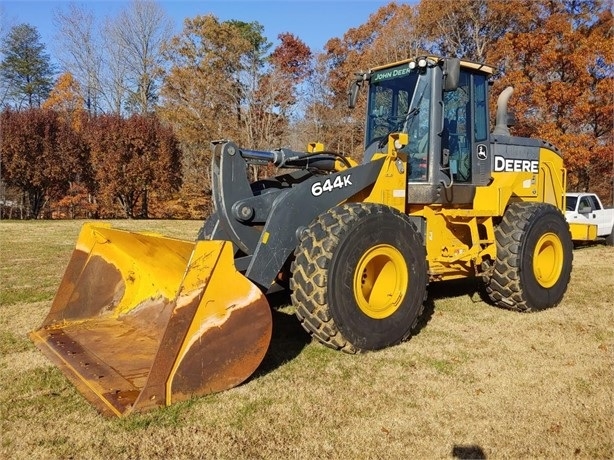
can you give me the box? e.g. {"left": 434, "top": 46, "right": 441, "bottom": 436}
{"left": 370, "top": 56, "right": 496, "bottom": 76}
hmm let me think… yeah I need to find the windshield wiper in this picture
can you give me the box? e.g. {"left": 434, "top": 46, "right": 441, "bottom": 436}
{"left": 378, "top": 107, "right": 420, "bottom": 148}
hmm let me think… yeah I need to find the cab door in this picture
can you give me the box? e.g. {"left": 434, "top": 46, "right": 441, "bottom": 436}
{"left": 442, "top": 70, "right": 491, "bottom": 186}
{"left": 582, "top": 195, "right": 610, "bottom": 236}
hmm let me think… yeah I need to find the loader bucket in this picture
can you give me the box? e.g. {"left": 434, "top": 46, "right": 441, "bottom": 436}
{"left": 29, "top": 223, "right": 272, "bottom": 417}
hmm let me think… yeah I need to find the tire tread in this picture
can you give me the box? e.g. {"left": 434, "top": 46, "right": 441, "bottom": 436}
{"left": 485, "top": 202, "right": 572, "bottom": 312}
{"left": 290, "top": 203, "right": 426, "bottom": 353}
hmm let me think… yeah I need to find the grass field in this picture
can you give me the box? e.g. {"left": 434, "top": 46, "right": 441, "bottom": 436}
{"left": 1, "top": 220, "right": 612, "bottom": 459}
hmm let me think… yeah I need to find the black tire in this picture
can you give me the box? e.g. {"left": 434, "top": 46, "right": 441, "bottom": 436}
{"left": 485, "top": 202, "right": 573, "bottom": 312}
{"left": 605, "top": 227, "right": 614, "bottom": 246}
{"left": 290, "top": 203, "right": 427, "bottom": 353}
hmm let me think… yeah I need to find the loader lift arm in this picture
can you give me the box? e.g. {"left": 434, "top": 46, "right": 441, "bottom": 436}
{"left": 211, "top": 140, "right": 387, "bottom": 291}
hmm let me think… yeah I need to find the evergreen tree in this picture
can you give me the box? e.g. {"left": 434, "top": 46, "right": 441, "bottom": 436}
{"left": 0, "top": 24, "right": 55, "bottom": 109}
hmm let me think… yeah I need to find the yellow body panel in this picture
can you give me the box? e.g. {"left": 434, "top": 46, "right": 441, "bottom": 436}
{"left": 569, "top": 222, "right": 598, "bottom": 241}
{"left": 409, "top": 146, "right": 566, "bottom": 281}
{"left": 362, "top": 133, "right": 409, "bottom": 213}
{"left": 474, "top": 147, "right": 566, "bottom": 214}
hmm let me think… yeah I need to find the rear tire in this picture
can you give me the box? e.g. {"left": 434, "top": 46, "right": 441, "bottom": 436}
{"left": 485, "top": 202, "right": 573, "bottom": 312}
{"left": 290, "top": 203, "right": 427, "bottom": 353}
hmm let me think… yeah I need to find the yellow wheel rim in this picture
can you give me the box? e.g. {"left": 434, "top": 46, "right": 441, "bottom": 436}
{"left": 532, "top": 232, "right": 564, "bottom": 288}
{"left": 353, "top": 244, "right": 408, "bottom": 319}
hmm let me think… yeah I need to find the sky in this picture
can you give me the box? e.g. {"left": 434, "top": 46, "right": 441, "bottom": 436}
{"left": 1, "top": 0, "right": 398, "bottom": 60}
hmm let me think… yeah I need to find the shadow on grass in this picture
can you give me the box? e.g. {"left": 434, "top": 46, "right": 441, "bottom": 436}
{"left": 250, "top": 290, "right": 311, "bottom": 379}
{"left": 572, "top": 239, "right": 611, "bottom": 250}
{"left": 413, "top": 279, "right": 490, "bottom": 336}
{"left": 428, "top": 278, "right": 485, "bottom": 302}
{"left": 250, "top": 279, "right": 489, "bottom": 380}
{"left": 412, "top": 296, "right": 436, "bottom": 337}
{"left": 452, "top": 444, "right": 487, "bottom": 459}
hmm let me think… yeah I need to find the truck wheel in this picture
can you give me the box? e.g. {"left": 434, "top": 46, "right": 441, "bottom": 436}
{"left": 605, "top": 228, "right": 614, "bottom": 246}
{"left": 290, "top": 203, "right": 427, "bottom": 353}
{"left": 485, "top": 202, "right": 573, "bottom": 312}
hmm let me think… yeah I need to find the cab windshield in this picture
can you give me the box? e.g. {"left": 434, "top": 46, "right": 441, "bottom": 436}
{"left": 367, "top": 65, "right": 417, "bottom": 145}
{"left": 366, "top": 63, "right": 431, "bottom": 181}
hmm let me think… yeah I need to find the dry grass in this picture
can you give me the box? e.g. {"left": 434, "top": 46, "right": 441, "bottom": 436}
{"left": 1, "top": 220, "right": 612, "bottom": 459}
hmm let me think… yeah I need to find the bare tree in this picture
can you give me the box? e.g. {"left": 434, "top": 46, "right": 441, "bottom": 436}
{"left": 53, "top": 4, "right": 104, "bottom": 114}
{"left": 54, "top": 0, "right": 172, "bottom": 115}
{"left": 105, "top": 0, "right": 173, "bottom": 114}
{"left": 101, "top": 18, "right": 130, "bottom": 115}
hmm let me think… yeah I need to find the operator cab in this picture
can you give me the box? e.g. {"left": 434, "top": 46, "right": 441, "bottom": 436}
{"left": 352, "top": 56, "right": 495, "bottom": 204}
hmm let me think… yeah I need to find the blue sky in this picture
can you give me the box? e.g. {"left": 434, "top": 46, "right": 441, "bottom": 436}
{"left": 1, "top": 0, "right": 401, "bottom": 58}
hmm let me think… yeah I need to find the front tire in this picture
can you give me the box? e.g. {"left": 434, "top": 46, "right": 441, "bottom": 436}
{"left": 290, "top": 203, "right": 427, "bottom": 353}
{"left": 485, "top": 202, "right": 573, "bottom": 312}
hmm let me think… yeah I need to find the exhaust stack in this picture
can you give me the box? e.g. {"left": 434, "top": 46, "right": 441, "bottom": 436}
{"left": 493, "top": 86, "right": 514, "bottom": 136}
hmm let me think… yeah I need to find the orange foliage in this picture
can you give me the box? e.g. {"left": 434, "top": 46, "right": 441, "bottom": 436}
{"left": 0, "top": 109, "right": 90, "bottom": 218}
{"left": 42, "top": 72, "right": 86, "bottom": 131}
{"left": 488, "top": 0, "right": 613, "bottom": 200}
{"left": 53, "top": 182, "right": 98, "bottom": 219}
{"left": 87, "top": 114, "right": 182, "bottom": 218}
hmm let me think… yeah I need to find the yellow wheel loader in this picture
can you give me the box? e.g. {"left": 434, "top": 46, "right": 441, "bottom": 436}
{"left": 31, "top": 56, "right": 577, "bottom": 417}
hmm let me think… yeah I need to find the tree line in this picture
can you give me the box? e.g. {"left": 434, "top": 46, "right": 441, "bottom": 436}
{"left": 1, "top": 0, "right": 612, "bottom": 219}
{"left": 1, "top": 109, "right": 182, "bottom": 219}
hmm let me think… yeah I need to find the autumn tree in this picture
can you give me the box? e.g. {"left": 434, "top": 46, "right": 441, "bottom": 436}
{"left": 416, "top": 0, "right": 514, "bottom": 62}
{"left": 87, "top": 114, "right": 181, "bottom": 218}
{"left": 41, "top": 72, "right": 95, "bottom": 217}
{"left": 0, "top": 24, "right": 55, "bottom": 108}
{"left": 158, "top": 15, "right": 268, "bottom": 215}
{"left": 297, "top": 54, "right": 334, "bottom": 148}
{"left": 160, "top": 16, "right": 266, "bottom": 144}
{"left": 225, "top": 20, "right": 273, "bottom": 148}
{"left": 313, "top": 2, "right": 420, "bottom": 157}
{"left": 245, "top": 33, "right": 312, "bottom": 149}
{"left": 488, "top": 0, "right": 613, "bottom": 202}
{"left": 0, "top": 109, "right": 88, "bottom": 218}
{"left": 42, "top": 72, "right": 85, "bottom": 129}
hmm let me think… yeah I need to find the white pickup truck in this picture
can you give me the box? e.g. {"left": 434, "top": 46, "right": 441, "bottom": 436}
{"left": 565, "top": 192, "right": 614, "bottom": 245}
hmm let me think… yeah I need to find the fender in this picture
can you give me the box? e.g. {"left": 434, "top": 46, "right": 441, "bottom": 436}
{"left": 245, "top": 159, "right": 385, "bottom": 290}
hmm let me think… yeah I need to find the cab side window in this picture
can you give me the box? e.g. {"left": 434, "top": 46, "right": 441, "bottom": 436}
{"left": 579, "top": 197, "right": 593, "bottom": 211}
{"left": 443, "top": 72, "right": 471, "bottom": 182}
{"left": 473, "top": 74, "right": 488, "bottom": 142}
{"left": 586, "top": 195, "right": 602, "bottom": 210}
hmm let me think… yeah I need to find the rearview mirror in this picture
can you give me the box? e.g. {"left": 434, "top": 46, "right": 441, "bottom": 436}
{"left": 348, "top": 72, "right": 367, "bottom": 108}
{"left": 443, "top": 58, "right": 460, "bottom": 92}
{"left": 348, "top": 81, "right": 360, "bottom": 109}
